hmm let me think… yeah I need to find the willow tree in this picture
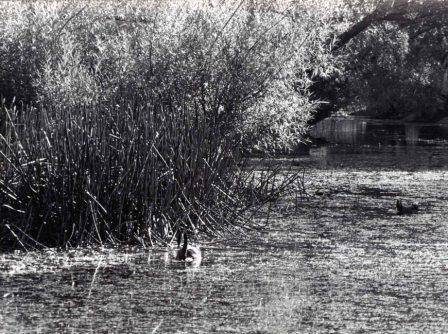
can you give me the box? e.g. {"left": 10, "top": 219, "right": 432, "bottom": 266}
{"left": 316, "top": 0, "right": 448, "bottom": 120}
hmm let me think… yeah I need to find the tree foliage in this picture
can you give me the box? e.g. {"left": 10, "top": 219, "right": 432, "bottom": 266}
{"left": 314, "top": 0, "right": 448, "bottom": 120}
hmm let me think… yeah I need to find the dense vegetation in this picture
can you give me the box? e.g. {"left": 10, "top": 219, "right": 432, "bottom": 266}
{"left": 0, "top": 0, "right": 447, "bottom": 250}
{"left": 0, "top": 0, "right": 336, "bottom": 250}
{"left": 316, "top": 0, "right": 448, "bottom": 120}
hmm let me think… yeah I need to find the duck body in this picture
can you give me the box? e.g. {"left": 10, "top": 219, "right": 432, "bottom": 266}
{"left": 396, "top": 199, "right": 419, "bottom": 215}
{"left": 175, "top": 232, "right": 202, "bottom": 263}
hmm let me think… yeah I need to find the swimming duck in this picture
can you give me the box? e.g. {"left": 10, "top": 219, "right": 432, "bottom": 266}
{"left": 175, "top": 231, "right": 202, "bottom": 263}
{"left": 396, "top": 199, "right": 419, "bottom": 215}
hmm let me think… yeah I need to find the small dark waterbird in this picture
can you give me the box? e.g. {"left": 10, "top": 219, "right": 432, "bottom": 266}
{"left": 396, "top": 199, "right": 419, "bottom": 215}
{"left": 175, "top": 231, "right": 202, "bottom": 263}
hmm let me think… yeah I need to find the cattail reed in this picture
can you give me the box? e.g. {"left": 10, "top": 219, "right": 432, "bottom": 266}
{"left": 0, "top": 0, "right": 329, "bottom": 249}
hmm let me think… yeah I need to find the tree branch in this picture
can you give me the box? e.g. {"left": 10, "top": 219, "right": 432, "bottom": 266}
{"left": 332, "top": 0, "right": 448, "bottom": 52}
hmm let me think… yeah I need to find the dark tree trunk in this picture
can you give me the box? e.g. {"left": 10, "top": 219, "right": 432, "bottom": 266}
{"left": 333, "top": 1, "right": 448, "bottom": 51}
{"left": 333, "top": 5, "right": 389, "bottom": 51}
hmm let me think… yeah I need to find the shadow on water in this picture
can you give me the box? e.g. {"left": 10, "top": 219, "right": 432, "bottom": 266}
{"left": 310, "top": 116, "right": 448, "bottom": 146}
{"left": 309, "top": 145, "right": 448, "bottom": 171}
{"left": 2, "top": 117, "right": 448, "bottom": 333}
{"left": 309, "top": 117, "right": 448, "bottom": 171}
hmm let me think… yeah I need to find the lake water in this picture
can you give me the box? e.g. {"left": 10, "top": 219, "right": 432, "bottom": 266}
{"left": 310, "top": 116, "right": 448, "bottom": 146}
{"left": 1, "top": 118, "right": 448, "bottom": 333}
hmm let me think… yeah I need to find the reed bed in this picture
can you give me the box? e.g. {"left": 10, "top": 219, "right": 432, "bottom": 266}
{"left": 0, "top": 0, "right": 335, "bottom": 250}
{"left": 1, "top": 100, "right": 238, "bottom": 248}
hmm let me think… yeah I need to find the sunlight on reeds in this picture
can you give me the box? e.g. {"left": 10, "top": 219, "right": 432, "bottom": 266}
{"left": 0, "top": 0, "right": 337, "bottom": 249}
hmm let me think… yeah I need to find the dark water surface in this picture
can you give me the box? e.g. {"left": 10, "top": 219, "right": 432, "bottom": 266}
{"left": 2, "top": 135, "right": 448, "bottom": 333}
{"left": 310, "top": 117, "right": 448, "bottom": 146}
